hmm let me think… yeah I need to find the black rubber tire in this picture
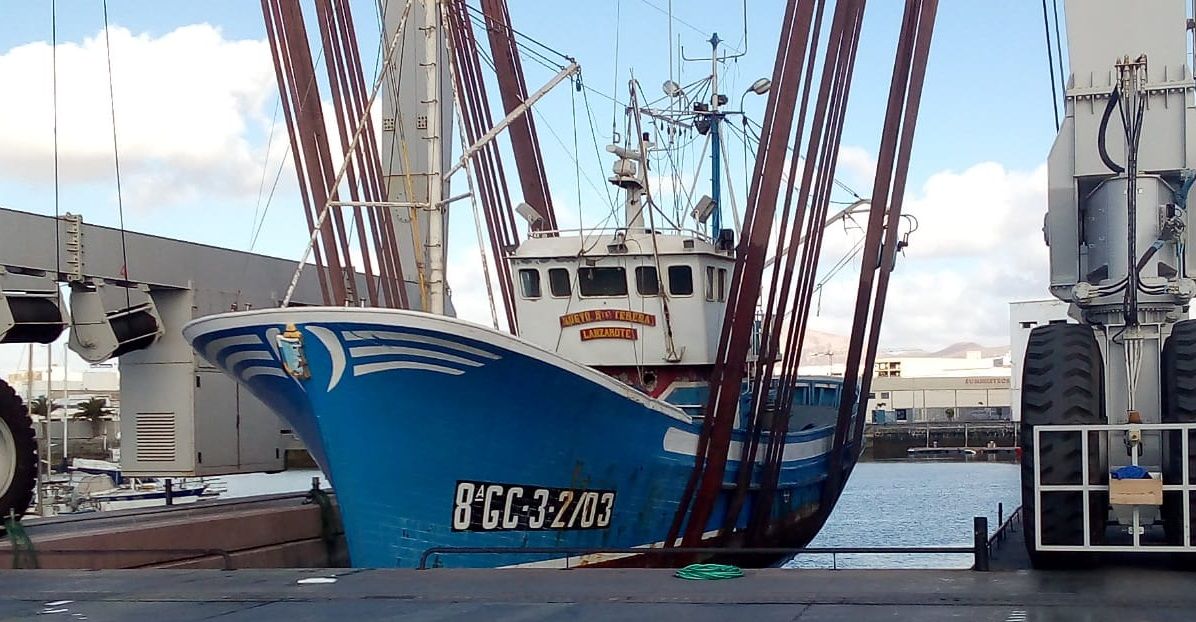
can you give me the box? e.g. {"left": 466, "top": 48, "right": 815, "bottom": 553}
{"left": 1162, "top": 319, "right": 1196, "bottom": 547}
{"left": 1020, "top": 323, "right": 1106, "bottom": 569}
{"left": 0, "top": 378, "right": 37, "bottom": 524}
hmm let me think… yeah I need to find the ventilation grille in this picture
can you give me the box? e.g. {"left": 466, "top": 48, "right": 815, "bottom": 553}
{"left": 135, "top": 412, "right": 177, "bottom": 462}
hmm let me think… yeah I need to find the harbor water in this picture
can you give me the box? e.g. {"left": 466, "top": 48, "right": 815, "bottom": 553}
{"left": 216, "top": 463, "right": 1017, "bottom": 569}
{"left": 217, "top": 469, "right": 329, "bottom": 499}
{"left": 786, "top": 461, "right": 1020, "bottom": 569}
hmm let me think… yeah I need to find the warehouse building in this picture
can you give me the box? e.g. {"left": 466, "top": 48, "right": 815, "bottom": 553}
{"left": 865, "top": 374, "right": 1011, "bottom": 423}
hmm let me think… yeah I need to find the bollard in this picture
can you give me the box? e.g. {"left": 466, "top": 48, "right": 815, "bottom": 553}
{"left": 165, "top": 479, "right": 174, "bottom": 506}
{"left": 998, "top": 502, "right": 1004, "bottom": 527}
{"left": 973, "top": 516, "right": 989, "bottom": 571}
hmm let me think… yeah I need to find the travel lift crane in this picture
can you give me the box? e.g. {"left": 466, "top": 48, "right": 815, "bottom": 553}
{"left": 1023, "top": 0, "right": 1196, "bottom": 566}
{"left": 0, "top": 208, "right": 385, "bottom": 522}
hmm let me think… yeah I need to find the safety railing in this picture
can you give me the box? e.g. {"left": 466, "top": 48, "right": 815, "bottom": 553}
{"left": 1033, "top": 422, "right": 1196, "bottom": 553}
{"left": 986, "top": 502, "right": 1023, "bottom": 557}
{"left": 419, "top": 521, "right": 994, "bottom": 571}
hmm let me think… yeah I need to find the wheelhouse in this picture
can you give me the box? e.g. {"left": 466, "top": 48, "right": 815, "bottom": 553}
{"left": 509, "top": 230, "right": 734, "bottom": 368}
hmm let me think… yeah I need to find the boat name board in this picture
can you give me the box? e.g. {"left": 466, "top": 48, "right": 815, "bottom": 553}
{"left": 559, "top": 309, "right": 656, "bottom": 327}
{"left": 451, "top": 480, "right": 615, "bottom": 532}
{"left": 580, "top": 327, "right": 638, "bottom": 341}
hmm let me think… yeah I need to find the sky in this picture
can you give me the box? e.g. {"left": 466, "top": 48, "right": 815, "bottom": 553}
{"left": 0, "top": 0, "right": 1066, "bottom": 375}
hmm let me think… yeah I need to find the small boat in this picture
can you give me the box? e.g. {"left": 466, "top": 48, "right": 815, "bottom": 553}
{"left": 56, "top": 458, "right": 217, "bottom": 513}
{"left": 906, "top": 447, "right": 978, "bottom": 462}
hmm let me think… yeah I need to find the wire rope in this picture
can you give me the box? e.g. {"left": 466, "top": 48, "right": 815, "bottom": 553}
{"left": 101, "top": 0, "right": 132, "bottom": 308}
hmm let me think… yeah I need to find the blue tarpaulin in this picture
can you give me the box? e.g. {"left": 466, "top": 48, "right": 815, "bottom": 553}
{"left": 1111, "top": 465, "right": 1151, "bottom": 480}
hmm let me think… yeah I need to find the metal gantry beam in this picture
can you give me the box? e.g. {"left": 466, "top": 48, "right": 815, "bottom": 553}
{"left": 667, "top": 0, "right": 823, "bottom": 548}
{"left": 828, "top": 0, "right": 938, "bottom": 509}
{"left": 264, "top": 0, "right": 415, "bottom": 309}
{"left": 666, "top": 0, "right": 939, "bottom": 550}
{"left": 0, "top": 207, "right": 349, "bottom": 476}
{"left": 479, "top": 0, "right": 560, "bottom": 233}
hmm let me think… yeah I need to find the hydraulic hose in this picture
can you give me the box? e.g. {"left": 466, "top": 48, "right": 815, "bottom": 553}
{"left": 1098, "top": 86, "right": 1125, "bottom": 175}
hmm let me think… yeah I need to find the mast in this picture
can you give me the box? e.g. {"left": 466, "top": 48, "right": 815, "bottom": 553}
{"left": 424, "top": 0, "right": 447, "bottom": 315}
{"left": 26, "top": 345, "right": 41, "bottom": 516}
{"left": 61, "top": 342, "right": 68, "bottom": 462}
{"left": 44, "top": 344, "right": 51, "bottom": 489}
{"left": 375, "top": 0, "right": 454, "bottom": 313}
{"left": 708, "top": 33, "right": 723, "bottom": 234}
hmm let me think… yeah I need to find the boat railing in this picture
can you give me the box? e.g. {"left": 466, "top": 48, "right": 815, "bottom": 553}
{"left": 527, "top": 227, "right": 715, "bottom": 243}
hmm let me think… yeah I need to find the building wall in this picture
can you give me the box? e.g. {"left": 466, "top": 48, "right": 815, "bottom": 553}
{"left": 1008, "top": 299, "right": 1071, "bottom": 421}
{"left": 866, "top": 375, "right": 1011, "bottom": 423}
{"left": 873, "top": 353, "right": 1008, "bottom": 379}
{"left": 5, "top": 364, "right": 120, "bottom": 405}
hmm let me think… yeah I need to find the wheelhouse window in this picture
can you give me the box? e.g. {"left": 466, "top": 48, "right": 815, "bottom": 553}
{"left": 578, "top": 266, "right": 628, "bottom": 297}
{"left": 668, "top": 265, "right": 693, "bottom": 296}
{"left": 717, "top": 268, "right": 727, "bottom": 301}
{"left": 635, "top": 266, "right": 659, "bottom": 296}
{"left": 705, "top": 266, "right": 716, "bottom": 301}
{"left": 548, "top": 268, "right": 571, "bottom": 297}
{"left": 519, "top": 268, "right": 541, "bottom": 299}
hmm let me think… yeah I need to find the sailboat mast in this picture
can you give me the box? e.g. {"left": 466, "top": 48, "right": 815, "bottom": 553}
{"left": 424, "top": 0, "right": 447, "bottom": 315}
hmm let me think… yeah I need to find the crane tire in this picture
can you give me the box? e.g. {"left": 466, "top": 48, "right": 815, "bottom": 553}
{"left": 0, "top": 378, "right": 36, "bottom": 528}
{"left": 1162, "top": 319, "right": 1196, "bottom": 549}
{"left": 1020, "top": 323, "right": 1105, "bottom": 569}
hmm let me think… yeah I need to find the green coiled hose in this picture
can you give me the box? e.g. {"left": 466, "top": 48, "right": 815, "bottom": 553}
{"left": 674, "top": 563, "right": 744, "bottom": 580}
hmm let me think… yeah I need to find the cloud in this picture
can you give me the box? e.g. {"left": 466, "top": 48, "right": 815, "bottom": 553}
{"left": 0, "top": 24, "right": 277, "bottom": 210}
{"left": 446, "top": 244, "right": 506, "bottom": 330}
{"left": 803, "top": 161, "right": 1049, "bottom": 349}
{"left": 835, "top": 145, "right": 876, "bottom": 190}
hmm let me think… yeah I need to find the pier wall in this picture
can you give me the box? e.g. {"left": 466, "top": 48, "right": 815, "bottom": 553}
{"left": 862, "top": 422, "right": 1017, "bottom": 461}
{"left": 0, "top": 492, "right": 346, "bottom": 570}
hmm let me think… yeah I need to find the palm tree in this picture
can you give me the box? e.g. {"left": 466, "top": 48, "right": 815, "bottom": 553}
{"left": 73, "top": 398, "right": 114, "bottom": 438}
{"left": 28, "top": 396, "right": 55, "bottom": 418}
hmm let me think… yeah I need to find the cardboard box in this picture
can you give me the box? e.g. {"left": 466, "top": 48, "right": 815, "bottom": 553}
{"left": 1110, "top": 475, "right": 1163, "bottom": 506}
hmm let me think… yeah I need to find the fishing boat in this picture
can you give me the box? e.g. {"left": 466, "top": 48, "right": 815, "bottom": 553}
{"left": 184, "top": 0, "right": 936, "bottom": 567}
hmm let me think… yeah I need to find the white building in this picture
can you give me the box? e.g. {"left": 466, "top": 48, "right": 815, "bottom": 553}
{"left": 5, "top": 363, "right": 119, "bottom": 403}
{"left": 1009, "top": 299, "right": 1071, "bottom": 422}
{"left": 873, "top": 351, "right": 1010, "bottom": 379}
{"left": 798, "top": 345, "right": 1013, "bottom": 423}
{"left": 866, "top": 375, "right": 1011, "bottom": 423}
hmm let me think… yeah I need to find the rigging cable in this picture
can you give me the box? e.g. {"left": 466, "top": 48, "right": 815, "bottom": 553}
{"left": 449, "top": 91, "right": 502, "bottom": 330}
{"left": 1050, "top": 0, "right": 1065, "bottom": 97}
{"left": 249, "top": 97, "right": 282, "bottom": 248}
{"left": 635, "top": 0, "right": 708, "bottom": 40}
{"left": 464, "top": 12, "right": 566, "bottom": 73}
{"left": 580, "top": 84, "right": 620, "bottom": 211}
{"left": 572, "top": 76, "right": 584, "bottom": 230}
{"left": 612, "top": 0, "right": 622, "bottom": 142}
{"left": 629, "top": 83, "right": 681, "bottom": 361}
{"left": 51, "top": 0, "right": 60, "bottom": 277}
{"left": 250, "top": 44, "right": 330, "bottom": 254}
{"left": 464, "top": 51, "right": 609, "bottom": 212}
{"left": 371, "top": 0, "right": 427, "bottom": 308}
{"left": 1040, "top": 0, "right": 1060, "bottom": 131}
{"left": 739, "top": 116, "right": 863, "bottom": 201}
{"left": 461, "top": 3, "right": 571, "bottom": 64}
{"left": 102, "top": 0, "right": 132, "bottom": 308}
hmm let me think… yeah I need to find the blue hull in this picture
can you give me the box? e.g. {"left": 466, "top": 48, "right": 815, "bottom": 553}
{"left": 184, "top": 308, "right": 846, "bottom": 568}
